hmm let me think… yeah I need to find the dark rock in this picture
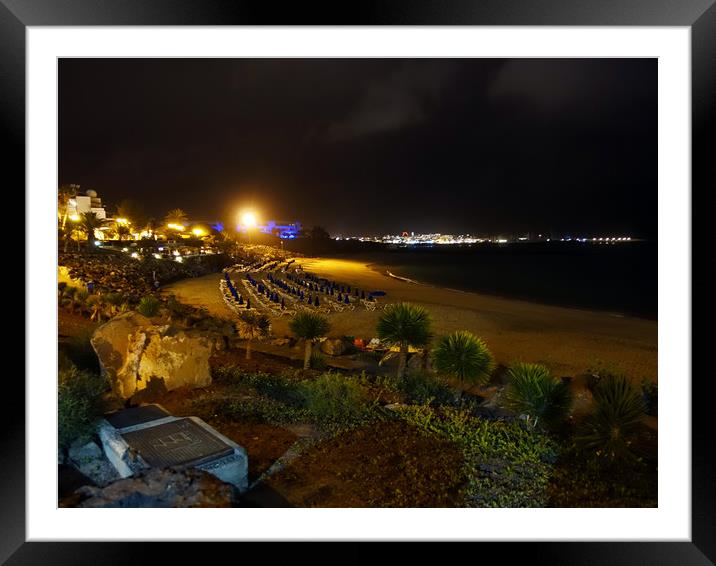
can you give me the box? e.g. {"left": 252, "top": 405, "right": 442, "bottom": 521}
{"left": 71, "top": 467, "right": 239, "bottom": 508}
{"left": 319, "top": 338, "right": 349, "bottom": 356}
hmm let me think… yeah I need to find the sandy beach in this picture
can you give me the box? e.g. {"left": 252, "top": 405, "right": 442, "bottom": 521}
{"left": 164, "top": 256, "right": 657, "bottom": 382}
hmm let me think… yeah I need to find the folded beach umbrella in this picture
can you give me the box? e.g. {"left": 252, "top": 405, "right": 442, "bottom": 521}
{"left": 370, "top": 291, "right": 387, "bottom": 297}
{"left": 344, "top": 294, "right": 350, "bottom": 304}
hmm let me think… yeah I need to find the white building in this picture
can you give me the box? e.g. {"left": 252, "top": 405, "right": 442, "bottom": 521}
{"left": 67, "top": 189, "right": 106, "bottom": 220}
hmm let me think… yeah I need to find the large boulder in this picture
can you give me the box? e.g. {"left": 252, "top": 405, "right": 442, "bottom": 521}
{"left": 70, "top": 467, "right": 238, "bottom": 508}
{"left": 91, "top": 311, "right": 214, "bottom": 400}
{"left": 319, "top": 337, "right": 349, "bottom": 357}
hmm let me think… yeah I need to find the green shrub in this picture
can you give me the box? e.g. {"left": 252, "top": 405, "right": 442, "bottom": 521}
{"left": 432, "top": 331, "right": 495, "bottom": 386}
{"left": 396, "top": 403, "right": 559, "bottom": 507}
{"left": 309, "top": 351, "right": 328, "bottom": 370}
{"left": 137, "top": 295, "right": 161, "bottom": 317}
{"left": 398, "top": 372, "right": 454, "bottom": 405}
{"left": 575, "top": 374, "right": 646, "bottom": 465}
{"left": 58, "top": 365, "right": 108, "bottom": 448}
{"left": 64, "top": 328, "right": 100, "bottom": 373}
{"left": 502, "top": 363, "right": 572, "bottom": 430}
{"left": 300, "top": 372, "right": 369, "bottom": 427}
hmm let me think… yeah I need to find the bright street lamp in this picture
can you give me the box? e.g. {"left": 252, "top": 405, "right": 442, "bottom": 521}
{"left": 240, "top": 211, "right": 258, "bottom": 229}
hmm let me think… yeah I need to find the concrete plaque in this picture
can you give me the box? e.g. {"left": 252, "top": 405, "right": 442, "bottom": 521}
{"left": 121, "top": 418, "right": 234, "bottom": 468}
{"left": 105, "top": 404, "right": 171, "bottom": 430}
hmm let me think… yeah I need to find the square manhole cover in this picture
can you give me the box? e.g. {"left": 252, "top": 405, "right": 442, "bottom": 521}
{"left": 121, "top": 418, "right": 234, "bottom": 468}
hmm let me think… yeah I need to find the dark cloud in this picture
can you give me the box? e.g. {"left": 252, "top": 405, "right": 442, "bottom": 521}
{"left": 326, "top": 60, "right": 459, "bottom": 141}
{"left": 59, "top": 58, "right": 656, "bottom": 238}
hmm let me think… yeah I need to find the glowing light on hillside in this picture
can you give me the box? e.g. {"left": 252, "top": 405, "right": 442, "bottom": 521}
{"left": 192, "top": 227, "right": 205, "bottom": 237}
{"left": 240, "top": 211, "right": 258, "bottom": 228}
{"left": 69, "top": 214, "right": 80, "bottom": 222}
{"left": 167, "top": 223, "right": 185, "bottom": 231}
{"left": 116, "top": 218, "right": 129, "bottom": 225}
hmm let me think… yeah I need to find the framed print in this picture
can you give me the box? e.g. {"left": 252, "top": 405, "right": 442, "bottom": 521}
{"left": 6, "top": 0, "right": 712, "bottom": 563}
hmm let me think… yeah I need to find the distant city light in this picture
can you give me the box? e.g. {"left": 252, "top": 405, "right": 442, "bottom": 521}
{"left": 175, "top": 256, "right": 183, "bottom": 263}
{"left": 69, "top": 214, "right": 80, "bottom": 222}
{"left": 192, "top": 227, "right": 205, "bottom": 237}
{"left": 332, "top": 232, "right": 635, "bottom": 246}
{"left": 115, "top": 218, "right": 129, "bottom": 225}
{"left": 167, "top": 223, "right": 185, "bottom": 231}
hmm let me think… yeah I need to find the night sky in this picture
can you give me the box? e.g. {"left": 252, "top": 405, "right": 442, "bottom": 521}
{"left": 59, "top": 58, "right": 657, "bottom": 238}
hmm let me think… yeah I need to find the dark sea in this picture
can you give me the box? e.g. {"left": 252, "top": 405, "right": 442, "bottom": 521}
{"left": 355, "top": 242, "right": 657, "bottom": 319}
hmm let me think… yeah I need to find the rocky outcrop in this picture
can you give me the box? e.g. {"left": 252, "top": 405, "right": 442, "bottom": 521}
{"left": 67, "top": 438, "right": 121, "bottom": 487}
{"left": 319, "top": 337, "right": 349, "bottom": 356}
{"left": 70, "top": 467, "right": 238, "bottom": 508}
{"left": 91, "top": 311, "right": 214, "bottom": 400}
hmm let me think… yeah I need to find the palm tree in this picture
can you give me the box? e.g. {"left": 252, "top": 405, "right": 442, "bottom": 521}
{"left": 78, "top": 212, "right": 107, "bottom": 249}
{"left": 57, "top": 184, "right": 79, "bottom": 231}
{"left": 60, "top": 285, "right": 77, "bottom": 312}
{"left": 503, "top": 363, "right": 573, "bottom": 430}
{"left": 74, "top": 289, "right": 89, "bottom": 316}
{"left": 236, "top": 310, "right": 271, "bottom": 360}
{"left": 116, "top": 224, "right": 131, "bottom": 241}
{"left": 432, "top": 330, "right": 495, "bottom": 399}
{"left": 103, "top": 292, "right": 126, "bottom": 318}
{"left": 87, "top": 294, "right": 106, "bottom": 322}
{"left": 164, "top": 208, "right": 189, "bottom": 227}
{"left": 575, "top": 374, "right": 646, "bottom": 464}
{"left": 376, "top": 302, "right": 432, "bottom": 379}
{"left": 289, "top": 311, "right": 330, "bottom": 369}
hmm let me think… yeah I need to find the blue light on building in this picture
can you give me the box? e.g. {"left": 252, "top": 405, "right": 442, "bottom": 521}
{"left": 236, "top": 220, "right": 302, "bottom": 239}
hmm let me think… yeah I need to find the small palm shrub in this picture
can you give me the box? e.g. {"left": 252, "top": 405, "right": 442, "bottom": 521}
{"left": 640, "top": 378, "right": 658, "bottom": 417}
{"left": 300, "top": 372, "right": 367, "bottom": 427}
{"left": 376, "top": 302, "right": 433, "bottom": 378}
{"left": 289, "top": 311, "right": 330, "bottom": 369}
{"left": 74, "top": 289, "right": 89, "bottom": 313}
{"left": 137, "top": 295, "right": 161, "bottom": 318}
{"left": 503, "top": 363, "right": 572, "bottom": 430}
{"left": 575, "top": 374, "right": 646, "bottom": 465}
{"left": 58, "top": 365, "right": 108, "bottom": 448}
{"left": 60, "top": 285, "right": 77, "bottom": 311}
{"left": 433, "top": 330, "right": 495, "bottom": 388}
{"left": 236, "top": 310, "right": 271, "bottom": 360}
{"left": 104, "top": 292, "right": 126, "bottom": 318}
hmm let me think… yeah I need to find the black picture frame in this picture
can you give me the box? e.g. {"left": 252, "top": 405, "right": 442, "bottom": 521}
{"left": 6, "top": 1, "right": 711, "bottom": 563}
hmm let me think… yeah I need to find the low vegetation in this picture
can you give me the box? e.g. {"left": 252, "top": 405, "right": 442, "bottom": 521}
{"left": 395, "top": 403, "right": 559, "bottom": 507}
{"left": 58, "top": 365, "right": 108, "bottom": 449}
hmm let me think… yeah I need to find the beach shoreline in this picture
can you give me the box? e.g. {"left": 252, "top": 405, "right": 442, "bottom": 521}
{"left": 165, "top": 255, "right": 658, "bottom": 382}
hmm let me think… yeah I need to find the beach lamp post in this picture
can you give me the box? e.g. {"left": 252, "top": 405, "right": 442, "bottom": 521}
{"left": 239, "top": 210, "right": 259, "bottom": 244}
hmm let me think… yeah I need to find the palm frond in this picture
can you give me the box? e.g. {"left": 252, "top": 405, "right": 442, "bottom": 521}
{"left": 288, "top": 311, "right": 330, "bottom": 341}
{"left": 376, "top": 302, "right": 432, "bottom": 347}
{"left": 503, "top": 362, "right": 572, "bottom": 429}
{"left": 432, "top": 330, "right": 495, "bottom": 385}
